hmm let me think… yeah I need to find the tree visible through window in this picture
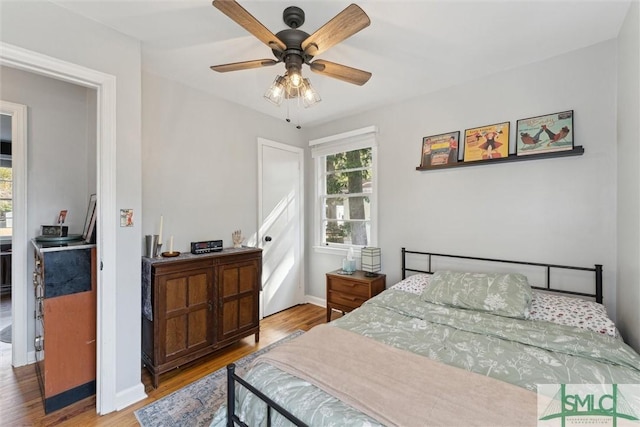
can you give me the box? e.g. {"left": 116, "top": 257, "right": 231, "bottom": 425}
{"left": 0, "top": 164, "right": 11, "bottom": 237}
{"left": 323, "top": 147, "right": 372, "bottom": 246}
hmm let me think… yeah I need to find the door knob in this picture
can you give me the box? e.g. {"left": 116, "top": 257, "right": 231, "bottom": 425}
{"left": 264, "top": 236, "right": 272, "bottom": 242}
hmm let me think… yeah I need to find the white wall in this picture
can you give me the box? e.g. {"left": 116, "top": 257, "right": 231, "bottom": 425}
{"left": 0, "top": 65, "right": 94, "bottom": 234}
{"left": 1, "top": 0, "right": 144, "bottom": 408}
{"left": 141, "top": 71, "right": 304, "bottom": 252}
{"left": 306, "top": 40, "right": 620, "bottom": 321}
{"left": 0, "top": 65, "right": 95, "bottom": 351}
{"left": 616, "top": 1, "right": 640, "bottom": 350}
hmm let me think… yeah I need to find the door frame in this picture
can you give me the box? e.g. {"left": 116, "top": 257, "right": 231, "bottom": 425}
{"left": 0, "top": 100, "right": 27, "bottom": 367}
{"left": 0, "top": 42, "right": 119, "bottom": 414}
{"left": 257, "top": 138, "right": 305, "bottom": 317}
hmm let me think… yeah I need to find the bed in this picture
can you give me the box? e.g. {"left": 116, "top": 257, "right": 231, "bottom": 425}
{"left": 210, "top": 248, "right": 640, "bottom": 427}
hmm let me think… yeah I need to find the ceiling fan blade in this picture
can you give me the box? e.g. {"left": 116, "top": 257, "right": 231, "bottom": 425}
{"left": 210, "top": 59, "right": 278, "bottom": 73}
{"left": 213, "top": 0, "right": 286, "bottom": 52}
{"left": 309, "top": 60, "right": 371, "bottom": 86}
{"left": 302, "top": 4, "right": 370, "bottom": 57}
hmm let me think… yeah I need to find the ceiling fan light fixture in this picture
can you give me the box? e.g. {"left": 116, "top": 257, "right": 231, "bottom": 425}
{"left": 288, "top": 67, "right": 303, "bottom": 88}
{"left": 264, "top": 75, "right": 286, "bottom": 106}
{"left": 301, "top": 78, "right": 321, "bottom": 108}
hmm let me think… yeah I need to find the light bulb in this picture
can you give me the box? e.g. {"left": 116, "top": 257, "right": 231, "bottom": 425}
{"left": 289, "top": 70, "right": 302, "bottom": 88}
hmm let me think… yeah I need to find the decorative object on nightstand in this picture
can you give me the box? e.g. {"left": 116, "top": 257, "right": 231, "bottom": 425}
{"left": 326, "top": 270, "right": 386, "bottom": 322}
{"left": 361, "top": 246, "right": 381, "bottom": 277}
{"left": 341, "top": 247, "right": 356, "bottom": 274}
{"left": 232, "top": 229, "right": 244, "bottom": 248}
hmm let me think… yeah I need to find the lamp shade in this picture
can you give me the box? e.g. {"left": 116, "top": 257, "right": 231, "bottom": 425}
{"left": 361, "top": 247, "right": 381, "bottom": 276}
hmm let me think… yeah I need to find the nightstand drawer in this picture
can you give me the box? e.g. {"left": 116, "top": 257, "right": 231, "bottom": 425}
{"left": 328, "top": 289, "right": 367, "bottom": 309}
{"left": 327, "top": 277, "right": 370, "bottom": 298}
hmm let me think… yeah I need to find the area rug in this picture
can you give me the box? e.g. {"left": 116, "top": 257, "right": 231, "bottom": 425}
{"left": 0, "top": 324, "right": 10, "bottom": 343}
{"left": 135, "top": 330, "right": 304, "bottom": 427}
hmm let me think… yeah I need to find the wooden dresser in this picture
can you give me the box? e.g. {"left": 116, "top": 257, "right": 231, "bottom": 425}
{"left": 32, "top": 240, "right": 97, "bottom": 414}
{"left": 141, "top": 247, "right": 261, "bottom": 387}
{"left": 326, "top": 270, "right": 386, "bottom": 322}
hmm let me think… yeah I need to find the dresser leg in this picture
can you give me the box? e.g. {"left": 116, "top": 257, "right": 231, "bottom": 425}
{"left": 255, "top": 331, "right": 260, "bottom": 342}
{"left": 326, "top": 307, "right": 331, "bottom": 323}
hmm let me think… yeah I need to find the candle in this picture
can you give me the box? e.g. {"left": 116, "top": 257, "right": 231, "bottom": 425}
{"left": 169, "top": 235, "right": 174, "bottom": 253}
{"left": 158, "top": 215, "right": 163, "bottom": 243}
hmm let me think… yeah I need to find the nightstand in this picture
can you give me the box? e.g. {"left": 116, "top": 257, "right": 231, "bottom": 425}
{"left": 326, "top": 270, "right": 386, "bottom": 322}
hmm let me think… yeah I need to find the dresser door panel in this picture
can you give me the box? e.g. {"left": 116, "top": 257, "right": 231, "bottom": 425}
{"left": 218, "top": 260, "right": 259, "bottom": 343}
{"left": 160, "top": 268, "right": 213, "bottom": 361}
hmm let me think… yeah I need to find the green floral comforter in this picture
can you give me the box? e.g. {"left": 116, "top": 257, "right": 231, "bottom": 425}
{"left": 210, "top": 289, "right": 640, "bottom": 426}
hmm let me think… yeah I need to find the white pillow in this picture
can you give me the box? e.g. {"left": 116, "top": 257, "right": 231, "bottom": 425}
{"left": 390, "top": 273, "right": 431, "bottom": 294}
{"left": 527, "top": 292, "right": 618, "bottom": 338}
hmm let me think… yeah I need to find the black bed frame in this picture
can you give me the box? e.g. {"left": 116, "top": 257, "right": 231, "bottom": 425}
{"left": 226, "top": 363, "right": 308, "bottom": 427}
{"left": 226, "top": 248, "right": 604, "bottom": 426}
{"left": 401, "top": 247, "right": 603, "bottom": 303}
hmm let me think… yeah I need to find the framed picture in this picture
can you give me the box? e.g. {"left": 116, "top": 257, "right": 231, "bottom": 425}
{"left": 420, "top": 131, "right": 460, "bottom": 167}
{"left": 463, "top": 122, "right": 510, "bottom": 162}
{"left": 82, "top": 194, "right": 97, "bottom": 241}
{"left": 516, "top": 110, "right": 573, "bottom": 156}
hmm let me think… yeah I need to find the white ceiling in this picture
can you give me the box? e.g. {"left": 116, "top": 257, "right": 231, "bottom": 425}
{"left": 51, "top": 0, "right": 631, "bottom": 127}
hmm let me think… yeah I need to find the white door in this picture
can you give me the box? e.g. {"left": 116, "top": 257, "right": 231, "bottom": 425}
{"left": 258, "top": 138, "right": 304, "bottom": 317}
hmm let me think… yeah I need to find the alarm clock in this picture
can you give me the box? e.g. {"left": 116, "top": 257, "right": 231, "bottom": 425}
{"left": 190, "top": 240, "right": 223, "bottom": 254}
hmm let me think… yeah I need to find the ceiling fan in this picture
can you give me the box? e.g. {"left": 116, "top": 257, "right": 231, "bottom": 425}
{"left": 210, "top": 0, "right": 372, "bottom": 107}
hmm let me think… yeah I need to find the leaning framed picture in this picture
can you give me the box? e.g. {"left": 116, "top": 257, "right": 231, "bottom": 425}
{"left": 420, "top": 131, "right": 459, "bottom": 167}
{"left": 463, "top": 122, "right": 510, "bottom": 162}
{"left": 516, "top": 110, "right": 573, "bottom": 156}
{"left": 82, "top": 194, "right": 97, "bottom": 241}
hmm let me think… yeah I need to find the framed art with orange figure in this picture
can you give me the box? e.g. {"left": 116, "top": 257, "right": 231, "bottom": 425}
{"left": 420, "top": 131, "right": 459, "bottom": 167}
{"left": 463, "top": 122, "right": 510, "bottom": 162}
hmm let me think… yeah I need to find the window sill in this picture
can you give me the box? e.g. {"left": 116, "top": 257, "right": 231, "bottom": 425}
{"left": 313, "top": 245, "right": 363, "bottom": 257}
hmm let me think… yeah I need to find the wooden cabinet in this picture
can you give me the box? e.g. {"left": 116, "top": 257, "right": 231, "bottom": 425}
{"left": 32, "top": 241, "right": 97, "bottom": 414}
{"left": 142, "top": 248, "right": 261, "bottom": 387}
{"left": 326, "top": 270, "right": 386, "bottom": 322}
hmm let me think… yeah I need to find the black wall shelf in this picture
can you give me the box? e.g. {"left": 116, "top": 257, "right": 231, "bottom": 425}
{"left": 416, "top": 146, "right": 584, "bottom": 171}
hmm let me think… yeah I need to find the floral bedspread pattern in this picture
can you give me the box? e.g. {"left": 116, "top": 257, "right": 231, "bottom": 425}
{"left": 336, "top": 290, "right": 640, "bottom": 390}
{"left": 210, "top": 289, "right": 640, "bottom": 426}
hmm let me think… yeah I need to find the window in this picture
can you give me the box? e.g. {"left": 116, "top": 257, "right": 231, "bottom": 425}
{"left": 0, "top": 139, "right": 11, "bottom": 238}
{"left": 311, "top": 126, "right": 377, "bottom": 249}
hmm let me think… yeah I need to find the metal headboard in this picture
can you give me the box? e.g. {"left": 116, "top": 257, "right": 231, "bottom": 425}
{"left": 401, "top": 248, "right": 603, "bottom": 303}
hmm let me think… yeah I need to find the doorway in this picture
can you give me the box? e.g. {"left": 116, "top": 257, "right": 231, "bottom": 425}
{"left": 258, "top": 138, "right": 304, "bottom": 317}
{"left": 0, "top": 42, "right": 120, "bottom": 414}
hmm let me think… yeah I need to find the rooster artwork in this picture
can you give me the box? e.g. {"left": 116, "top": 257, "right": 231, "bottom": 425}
{"left": 541, "top": 125, "right": 570, "bottom": 145}
{"left": 516, "top": 110, "right": 574, "bottom": 156}
{"left": 519, "top": 128, "right": 544, "bottom": 148}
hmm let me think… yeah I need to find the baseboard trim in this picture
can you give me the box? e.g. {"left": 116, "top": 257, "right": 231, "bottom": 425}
{"left": 115, "top": 382, "right": 147, "bottom": 411}
{"left": 305, "top": 295, "right": 325, "bottom": 308}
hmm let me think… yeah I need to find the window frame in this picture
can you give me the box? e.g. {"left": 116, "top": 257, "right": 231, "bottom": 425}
{"left": 0, "top": 142, "right": 12, "bottom": 239}
{"left": 311, "top": 126, "right": 378, "bottom": 254}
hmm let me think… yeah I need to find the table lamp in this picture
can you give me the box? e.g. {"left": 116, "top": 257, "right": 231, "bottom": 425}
{"left": 361, "top": 247, "right": 381, "bottom": 277}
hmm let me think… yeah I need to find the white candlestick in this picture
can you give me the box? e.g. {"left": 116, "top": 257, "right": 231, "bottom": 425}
{"left": 169, "top": 235, "right": 174, "bottom": 253}
{"left": 158, "top": 215, "right": 163, "bottom": 243}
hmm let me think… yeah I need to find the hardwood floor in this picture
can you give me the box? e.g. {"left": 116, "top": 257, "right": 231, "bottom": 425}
{"left": 0, "top": 303, "right": 336, "bottom": 426}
